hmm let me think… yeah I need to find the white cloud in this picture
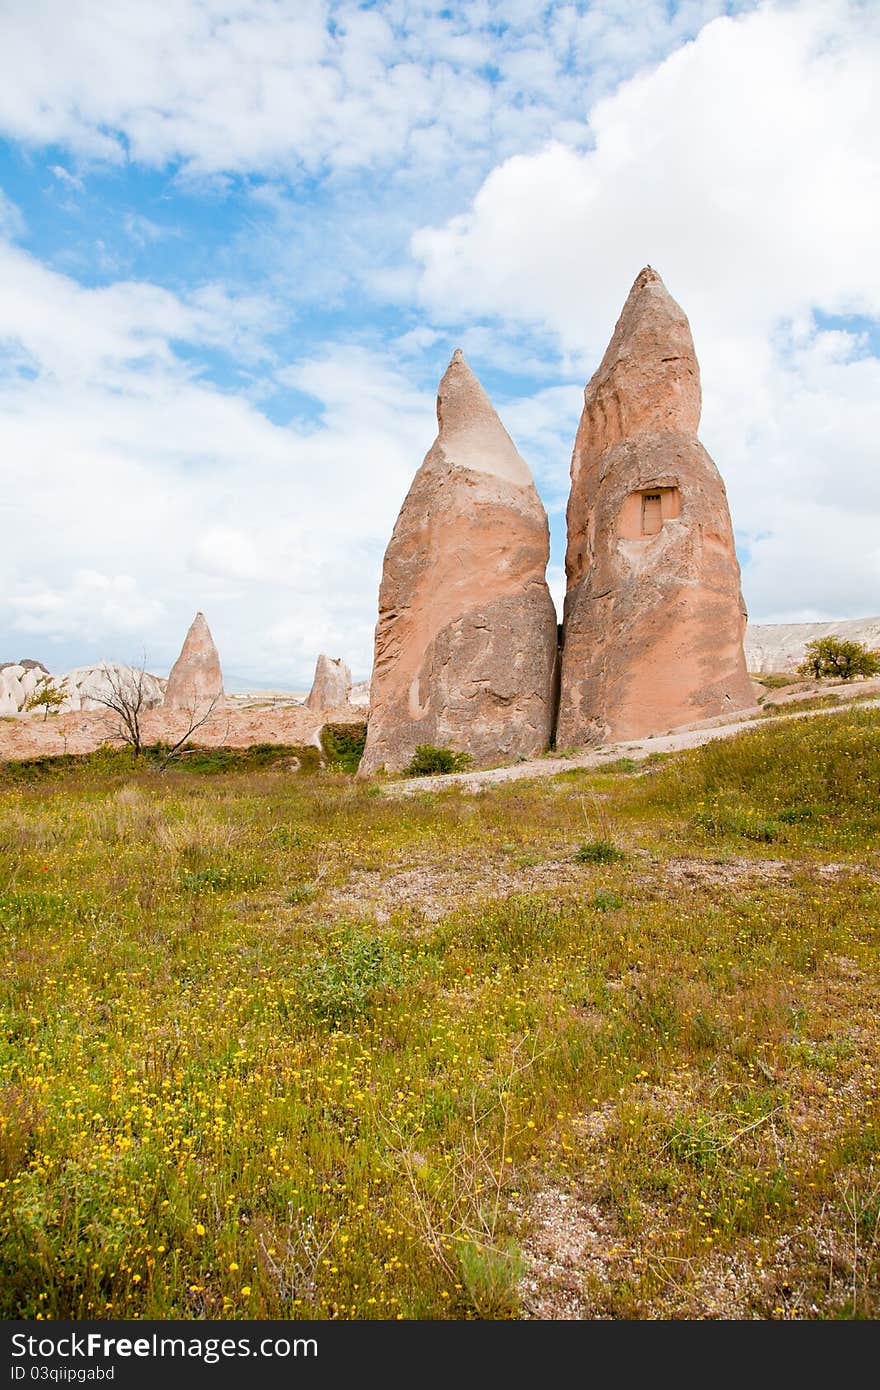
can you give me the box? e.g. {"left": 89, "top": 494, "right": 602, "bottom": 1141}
{"left": 11, "top": 570, "right": 164, "bottom": 640}
{"left": 0, "top": 190, "right": 25, "bottom": 240}
{"left": 1, "top": 0, "right": 877, "bottom": 686}
{"left": 0, "top": 240, "right": 437, "bottom": 683}
{"left": 412, "top": 0, "right": 880, "bottom": 621}
{"left": 0, "top": 0, "right": 750, "bottom": 179}
{"left": 413, "top": 2, "right": 880, "bottom": 350}
{"left": 50, "top": 165, "right": 84, "bottom": 193}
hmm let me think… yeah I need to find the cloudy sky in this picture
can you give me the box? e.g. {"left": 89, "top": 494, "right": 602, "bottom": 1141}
{"left": 1, "top": 0, "right": 878, "bottom": 688}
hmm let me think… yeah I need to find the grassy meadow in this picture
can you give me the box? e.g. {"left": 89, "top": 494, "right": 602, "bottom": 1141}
{"left": 1, "top": 709, "right": 879, "bottom": 1320}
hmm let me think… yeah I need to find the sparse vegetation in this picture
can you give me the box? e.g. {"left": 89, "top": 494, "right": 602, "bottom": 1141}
{"left": 84, "top": 660, "right": 153, "bottom": 758}
{"left": 1, "top": 707, "right": 879, "bottom": 1320}
{"left": 753, "top": 672, "right": 802, "bottom": 690}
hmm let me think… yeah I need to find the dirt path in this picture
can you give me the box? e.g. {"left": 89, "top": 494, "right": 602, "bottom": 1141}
{"left": 385, "top": 694, "right": 880, "bottom": 797}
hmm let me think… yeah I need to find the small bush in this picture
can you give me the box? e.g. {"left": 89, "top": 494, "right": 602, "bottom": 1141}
{"left": 573, "top": 839, "right": 625, "bottom": 864}
{"left": 755, "top": 672, "right": 801, "bottom": 690}
{"left": 296, "top": 928, "right": 404, "bottom": 1023}
{"left": 285, "top": 882, "right": 317, "bottom": 905}
{"left": 144, "top": 742, "right": 315, "bottom": 774}
{"left": 593, "top": 888, "right": 624, "bottom": 911}
{"left": 405, "top": 745, "right": 473, "bottom": 777}
{"left": 602, "top": 757, "right": 639, "bottom": 774}
{"left": 457, "top": 1238, "right": 524, "bottom": 1318}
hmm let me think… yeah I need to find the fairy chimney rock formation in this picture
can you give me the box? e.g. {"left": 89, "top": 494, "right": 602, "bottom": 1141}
{"left": 306, "top": 654, "right": 352, "bottom": 710}
{"left": 164, "top": 612, "right": 225, "bottom": 711}
{"left": 359, "top": 349, "right": 558, "bottom": 775}
{"left": 557, "top": 267, "right": 754, "bottom": 746}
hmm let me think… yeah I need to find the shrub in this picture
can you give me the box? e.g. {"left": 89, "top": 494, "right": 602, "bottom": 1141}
{"left": 146, "top": 742, "right": 316, "bottom": 774}
{"left": 320, "top": 722, "right": 368, "bottom": 774}
{"left": 296, "top": 928, "right": 404, "bottom": 1023}
{"left": 405, "top": 745, "right": 473, "bottom": 777}
{"left": 593, "top": 888, "right": 624, "bottom": 911}
{"left": 756, "top": 672, "right": 801, "bottom": 690}
{"left": 457, "top": 1238, "right": 524, "bottom": 1318}
{"left": 285, "top": 882, "right": 317, "bottom": 905}
{"left": 573, "top": 839, "right": 625, "bottom": 864}
{"left": 798, "top": 636, "right": 880, "bottom": 681}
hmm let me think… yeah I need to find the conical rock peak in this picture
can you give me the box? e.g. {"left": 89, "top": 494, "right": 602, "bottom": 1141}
{"left": 359, "top": 353, "right": 557, "bottom": 775}
{"left": 164, "top": 611, "right": 225, "bottom": 711}
{"left": 434, "top": 350, "right": 533, "bottom": 487}
{"left": 582, "top": 267, "right": 702, "bottom": 445}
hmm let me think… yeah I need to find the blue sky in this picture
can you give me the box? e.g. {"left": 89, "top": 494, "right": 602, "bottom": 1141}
{"left": 1, "top": 0, "right": 878, "bottom": 688}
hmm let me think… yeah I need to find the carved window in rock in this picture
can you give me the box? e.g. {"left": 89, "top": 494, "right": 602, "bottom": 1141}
{"left": 617, "top": 486, "right": 681, "bottom": 541}
{"left": 642, "top": 493, "right": 662, "bottom": 535}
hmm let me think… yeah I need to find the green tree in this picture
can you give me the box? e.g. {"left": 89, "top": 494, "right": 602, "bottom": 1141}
{"left": 798, "top": 636, "right": 880, "bottom": 682}
{"left": 24, "top": 675, "right": 66, "bottom": 721}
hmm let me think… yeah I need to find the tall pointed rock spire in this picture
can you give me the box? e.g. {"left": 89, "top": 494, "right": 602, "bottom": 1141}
{"left": 358, "top": 350, "right": 557, "bottom": 775}
{"left": 557, "top": 268, "right": 754, "bottom": 745}
{"left": 306, "top": 654, "right": 352, "bottom": 710}
{"left": 164, "top": 611, "right": 225, "bottom": 711}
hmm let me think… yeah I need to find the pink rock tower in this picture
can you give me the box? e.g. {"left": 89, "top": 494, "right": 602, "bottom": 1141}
{"left": 359, "top": 350, "right": 558, "bottom": 775}
{"left": 164, "top": 611, "right": 225, "bottom": 711}
{"left": 557, "top": 268, "right": 754, "bottom": 746}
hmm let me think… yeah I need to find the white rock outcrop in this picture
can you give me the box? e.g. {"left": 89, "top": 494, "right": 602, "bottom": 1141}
{"left": 744, "top": 618, "right": 880, "bottom": 673}
{"left": 60, "top": 665, "right": 166, "bottom": 712}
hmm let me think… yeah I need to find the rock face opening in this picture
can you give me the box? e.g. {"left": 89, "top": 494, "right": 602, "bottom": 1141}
{"left": 556, "top": 267, "right": 754, "bottom": 746}
{"left": 358, "top": 349, "right": 558, "bottom": 776}
{"left": 642, "top": 492, "right": 662, "bottom": 534}
{"left": 617, "top": 485, "right": 681, "bottom": 540}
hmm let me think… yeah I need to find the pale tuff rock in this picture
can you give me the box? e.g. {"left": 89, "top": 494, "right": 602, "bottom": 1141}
{"left": 61, "top": 665, "right": 166, "bottom": 712}
{"left": 0, "top": 666, "right": 30, "bottom": 717}
{"left": 164, "top": 612, "right": 225, "bottom": 711}
{"left": 359, "top": 349, "right": 558, "bottom": 776}
{"left": 0, "top": 679, "right": 18, "bottom": 717}
{"left": 349, "top": 680, "right": 371, "bottom": 709}
{"left": 306, "top": 654, "right": 352, "bottom": 710}
{"left": 0, "top": 664, "right": 57, "bottom": 715}
{"left": 0, "top": 663, "right": 166, "bottom": 716}
{"left": 0, "top": 658, "right": 49, "bottom": 675}
{"left": 744, "top": 617, "right": 880, "bottom": 673}
{"left": 557, "top": 267, "right": 754, "bottom": 746}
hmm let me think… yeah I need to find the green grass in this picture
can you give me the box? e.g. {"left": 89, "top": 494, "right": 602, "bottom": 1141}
{"left": 1, "top": 708, "right": 879, "bottom": 1320}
